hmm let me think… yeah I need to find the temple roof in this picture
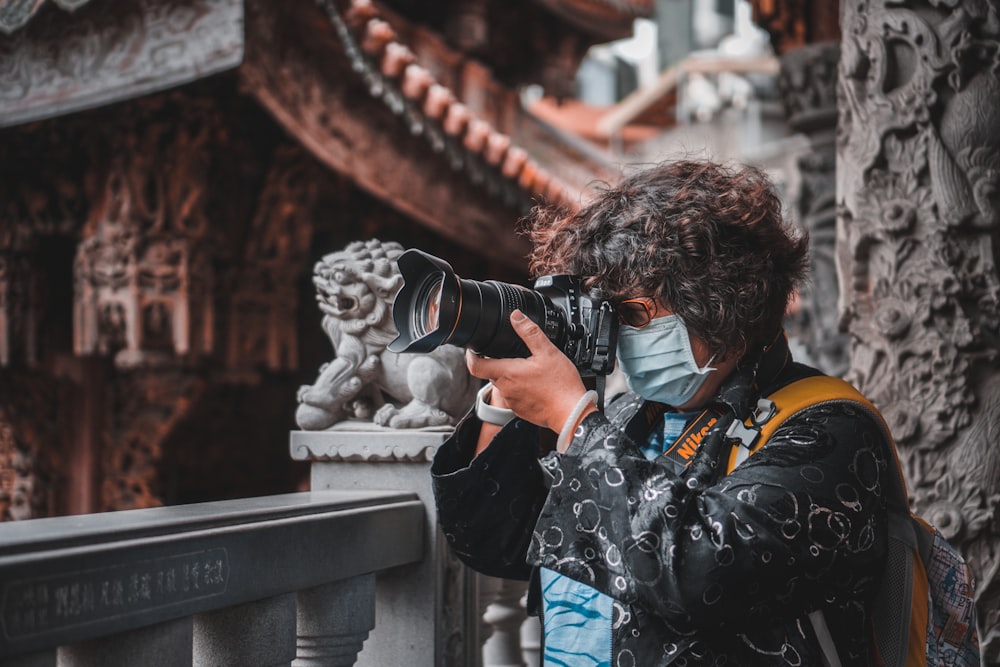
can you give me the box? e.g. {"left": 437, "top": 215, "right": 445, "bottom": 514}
{"left": 337, "top": 0, "right": 576, "bottom": 209}
{"left": 2, "top": 0, "right": 628, "bottom": 263}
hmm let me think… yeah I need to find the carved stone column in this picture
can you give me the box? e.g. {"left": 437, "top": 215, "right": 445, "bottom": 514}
{"left": 295, "top": 575, "right": 376, "bottom": 666}
{"left": 778, "top": 41, "right": 848, "bottom": 375}
{"left": 292, "top": 429, "right": 480, "bottom": 667}
{"left": 479, "top": 575, "right": 529, "bottom": 667}
{"left": 837, "top": 1, "right": 1000, "bottom": 658}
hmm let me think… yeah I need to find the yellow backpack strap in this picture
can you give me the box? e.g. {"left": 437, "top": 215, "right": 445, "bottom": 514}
{"left": 724, "top": 376, "right": 934, "bottom": 665}
{"left": 724, "top": 375, "right": 909, "bottom": 510}
{"left": 726, "top": 375, "right": 855, "bottom": 473}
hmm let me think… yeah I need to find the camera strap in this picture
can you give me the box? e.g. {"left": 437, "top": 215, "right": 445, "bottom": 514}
{"left": 596, "top": 374, "right": 607, "bottom": 410}
{"left": 658, "top": 408, "right": 723, "bottom": 471}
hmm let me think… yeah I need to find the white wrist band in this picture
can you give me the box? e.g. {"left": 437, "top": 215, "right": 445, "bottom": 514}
{"left": 475, "top": 383, "right": 516, "bottom": 426}
{"left": 556, "top": 390, "right": 598, "bottom": 451}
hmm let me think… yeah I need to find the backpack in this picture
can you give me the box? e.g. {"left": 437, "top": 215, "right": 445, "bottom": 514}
{"left": 724, "top": 375, "right": 981, "bottom": 667}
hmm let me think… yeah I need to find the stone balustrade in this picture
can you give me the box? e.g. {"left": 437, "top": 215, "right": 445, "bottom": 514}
{"left": 291, "top": 426, "right": 541, "bottom": 667}
{"left": 0, "top": 491, "right": 423, "bottom": 667}
{"left": 0, "top": 429, "right": 543, "bottom": 667}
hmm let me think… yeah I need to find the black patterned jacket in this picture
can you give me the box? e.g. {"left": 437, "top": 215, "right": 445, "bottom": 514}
{"left": 432, "top": 337, "right": 890, "bottom": 666}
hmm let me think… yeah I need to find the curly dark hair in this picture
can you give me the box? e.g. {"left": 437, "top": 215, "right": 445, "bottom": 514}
{"left": 525, "top": 160, "right": 809, "bottom": 358}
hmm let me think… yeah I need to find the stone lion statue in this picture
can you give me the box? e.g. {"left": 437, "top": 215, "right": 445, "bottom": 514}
{"left": 296, "top": 239, "right": 479, "bottom": 430}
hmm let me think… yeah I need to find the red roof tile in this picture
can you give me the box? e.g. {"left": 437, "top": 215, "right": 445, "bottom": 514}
{"left": 339, "top": 0, "right": 576, "bottom": 210}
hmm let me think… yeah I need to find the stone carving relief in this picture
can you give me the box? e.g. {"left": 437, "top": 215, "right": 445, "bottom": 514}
{"left": 838, "top": 0, "right": 1000, "bottom": 654}
{"left": 74, "top": 99, "right": 220, "bottom": 369}
{"left": 296, "top": 239, "right": 478, "bottom": 431}
{"left": 104, "top": 371, "right": 205, "bottom": 511}
{"left": 0, "top": 0, "right": 94, "bottom": 35}
{"left": 0, "top": 0, "right": 243, "bottom": 127}
{"left": 778, "top": 41, "right": 848, "bottom": 376}
{"left": 227, "top": 145, "right": 322, "bottom": 372}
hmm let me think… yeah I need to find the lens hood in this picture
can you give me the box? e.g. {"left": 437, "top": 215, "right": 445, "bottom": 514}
{"left": 388, "top": 249, "right": 461, "bottom": 353}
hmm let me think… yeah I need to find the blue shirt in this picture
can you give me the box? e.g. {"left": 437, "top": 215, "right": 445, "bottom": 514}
{"left": 540, "top": 410, "right": 697, "bottom": 666}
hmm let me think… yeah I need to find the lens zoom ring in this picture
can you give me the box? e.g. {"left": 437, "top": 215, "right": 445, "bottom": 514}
{"left": 494, "top": 281, "right": 527, "bottom": 315}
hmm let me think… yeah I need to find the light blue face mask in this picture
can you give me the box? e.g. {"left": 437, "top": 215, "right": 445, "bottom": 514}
{"left": 616, "top": 314, "right": 716, "bottom": 406}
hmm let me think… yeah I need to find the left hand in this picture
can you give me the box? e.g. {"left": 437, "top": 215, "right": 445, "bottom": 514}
{"left": 466, "top": 309, "right": 591, "bottom": 434}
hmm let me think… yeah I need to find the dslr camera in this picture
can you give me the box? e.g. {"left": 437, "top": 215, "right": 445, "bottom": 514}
{"left": 387, "top": 249, "right": 618, "bottom": 377}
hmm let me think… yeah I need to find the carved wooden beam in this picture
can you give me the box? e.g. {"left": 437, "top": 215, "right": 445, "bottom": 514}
{"left": 0, "top": 372, "right": 60, "bottom": 519}
{"left": 239, "top": 0, "right": 533, "bottom": 269}
{"left": 103, "top": 371, "right": 206, "bottom": 511}
{"left": 0, "top": 0, "right": 243, "bottom": 128}
{"left": 228, "top": 145, "right": 325, "bottom": 372}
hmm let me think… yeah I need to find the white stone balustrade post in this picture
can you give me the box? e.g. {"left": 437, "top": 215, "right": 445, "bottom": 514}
{"left": 59, "top": 617, "right": 193, "bottom": 667}
{"left": 292, "top": 429, "right": 479, "bottom": 667}
{"left": 193, "top": 593, "right": 296, "bottom": 667}
{"left": 480, "top": 575, "right": 528, "bottom": 667}
{"left": 293, "top": 574, "right": 375, "bottom": 666}
{"left": 519, "top": 593, "right": 541, "bottom": 667}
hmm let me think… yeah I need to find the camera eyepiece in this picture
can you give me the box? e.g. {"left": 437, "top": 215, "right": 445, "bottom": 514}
{"left": 388, "top": 249, "right": 618, "bottom": 376}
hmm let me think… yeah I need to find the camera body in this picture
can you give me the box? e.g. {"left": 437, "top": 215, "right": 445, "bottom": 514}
{"left": 529, "top": 274, "right": 618, "bottom": 377}
{"left": 387, "top": 249, "right": 618, "bottom": 377}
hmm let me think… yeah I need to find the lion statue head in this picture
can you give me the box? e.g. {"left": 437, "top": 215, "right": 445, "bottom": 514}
{"left": 313, "top": 239, "right": 404, "bottom": 345}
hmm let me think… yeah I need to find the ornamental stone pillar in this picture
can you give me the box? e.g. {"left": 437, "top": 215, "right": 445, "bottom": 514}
{"left": 778, "top": 41, "right": 849, "bottom": 376}
{"left": 837, "top": 1, "right": 1000, "bottom": 658}
{"left": 749, "top": 2, "right": 846, "bottom": 375}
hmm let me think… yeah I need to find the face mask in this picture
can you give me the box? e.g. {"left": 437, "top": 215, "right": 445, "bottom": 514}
{"left": 616, "top": 314, "right": 716, "bottom": 406}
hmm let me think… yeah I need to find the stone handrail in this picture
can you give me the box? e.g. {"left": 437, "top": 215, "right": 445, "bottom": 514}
{"left": 0, "top": 490, "right": 424, "bottom": 666}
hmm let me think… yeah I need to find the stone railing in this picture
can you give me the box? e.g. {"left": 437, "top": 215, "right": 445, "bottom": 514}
{"left": 0, "top": 490, "right": 423, "bottom": 666}
{"left": 291, "top": 427, "right": 541, "bottom": 667}
{"left": 0, "top": 430, "right": 542, "bottom": 667}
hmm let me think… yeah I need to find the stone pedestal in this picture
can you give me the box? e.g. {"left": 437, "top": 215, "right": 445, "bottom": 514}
{"left": 291, "top": 427, "right": 480, "bottom": 667}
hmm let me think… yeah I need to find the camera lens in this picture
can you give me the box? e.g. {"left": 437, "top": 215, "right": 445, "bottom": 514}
{"left": 465, "top": 281, "right": 547, "bottom": 358}
{"left": 388, "top": 249, "right": 556, "bottom": 358}
{"left": 414, "top": 276, "right": 443, "bottom": 336}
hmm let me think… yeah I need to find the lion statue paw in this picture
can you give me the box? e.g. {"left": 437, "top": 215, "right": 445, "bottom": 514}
{"left": 373, "top": 401, "right": 452, "bottom": 429}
